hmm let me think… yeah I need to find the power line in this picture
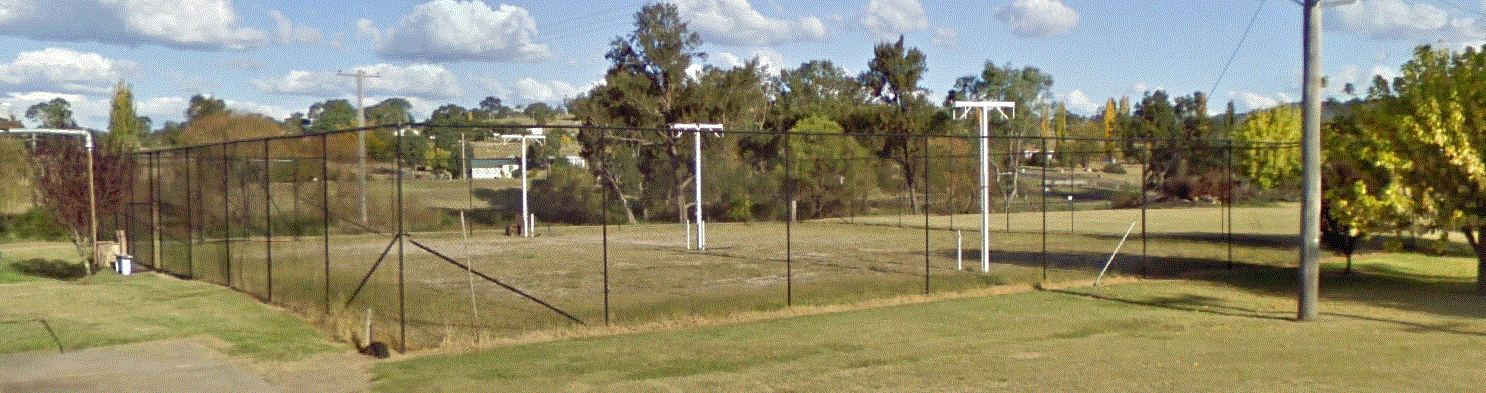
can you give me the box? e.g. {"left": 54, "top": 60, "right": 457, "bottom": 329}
{"left": 1210, "top": 0, "right": 1268, "bottom": 101}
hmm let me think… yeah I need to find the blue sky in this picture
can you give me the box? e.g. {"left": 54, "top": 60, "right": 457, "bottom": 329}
{"left": 0, "top": 0, "right": 1481, "bottom": 130}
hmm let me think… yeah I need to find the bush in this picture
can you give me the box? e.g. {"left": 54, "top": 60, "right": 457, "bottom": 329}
{"left": 1101, "top": 162, "right": 1127, "bottom": 174}
{"left": 531, "top": 166, "right": 604, "bottom": 224}
{"left": 0, "top": 207, "right": 68, "bottom": 241}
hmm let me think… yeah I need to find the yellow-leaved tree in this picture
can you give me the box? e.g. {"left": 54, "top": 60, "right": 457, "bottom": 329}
{"left": 1233, "top": 104, "right": 1301, "bottom": 190}
{"left": 1335, "top": 45, "right": 1486, "bottom": 292}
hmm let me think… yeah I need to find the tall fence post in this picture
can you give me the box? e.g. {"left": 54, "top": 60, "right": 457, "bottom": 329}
{"left": 784, "top": 128, "right": 793, "bottom": 307}
{"left": 396, "top": 127, "right": 407, "bottom": 353}
{"left": 601, "top": 128, "right": 611, "bottom": 326}
{"left": 321, "top": 134, "right": 331, "bottom": 317}
{"left": 263, "top": 140, "right": 273, "bottom": 302}
{"left": 922, "top": 134, "right": 930, "bottom": 295}
{"left": 1041, "top": 136, "right": 1048, "bottom": 282}
{"left": 224, "top": 144, "right": 233, "bottom": 287}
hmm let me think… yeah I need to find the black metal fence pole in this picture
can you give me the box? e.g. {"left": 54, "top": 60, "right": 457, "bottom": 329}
{"left": 185, "top": 149, "right": 193, "bottom": 278}
{"left": 922, "top": 134, "right": 930, "bottom": 295}
{"left": 784, "top": 129, "right": 793, "bottom": 307}
{"left": 1041, "top": 136, "right": 1048, "bottom": 282}
{"left": 224, "top": 144, "right": 233, "bottom": 287}
{"left": 1141, "top": 143, "right": 1149, "bottom": 278}
{"left": 396, "top": 128, "right": 407, "bottom": 352}
{"left": 601, "top": 128, "right": 610, "bottom": 326}
{"left": 264, "top": 141, "right": 273, "bottom": 302}
{"left": 1226, "top": 141, "right": 1234, "bottom": 270}
{"left": 322, "top": 134, "right": 331, "bottom": 316}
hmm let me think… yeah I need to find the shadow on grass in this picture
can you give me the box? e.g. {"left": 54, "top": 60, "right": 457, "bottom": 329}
{"left": 946, "top": 239, "right": 1486, "bottom": 325}
{"left": 12, "top": 258, "right": 88, "bottom": 280}
{"left": 1042, "top": 288, "right": 1293, "bottom": 322}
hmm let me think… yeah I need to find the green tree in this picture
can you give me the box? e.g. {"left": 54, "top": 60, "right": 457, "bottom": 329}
{"left": 1334, "top": 45, "right": 1486, "bottom": 292}
{"left": 106, "top": 80, "right": 141, "bottom": 152}
{"left": 571, "top": 2, "right": 705, "bottom": 224}
{"left": 185, "top": 95, "right": 226, "bottom": 123}
{"left": 523, "top": 102, "right": 556, "bottom": 124}
{"left": 1233, "top": 105, "right": 1301, "bottom": 189}
{"left": 786, "top": 115, "right": 875, "bottom": 218}
{"left": 852, "top": 36, "right": 946, "bottom": 213}
{"left": 307, "top": 99, "right": 356, "bottom": 132}
{"left": 25, "top": 98, "right": 76, "bottom": 129}
{"left": 948, "top": 61, "right": 1055, "bottom": 203}
{"left": 772, "top": 60, "right": 866, "bottom": 130}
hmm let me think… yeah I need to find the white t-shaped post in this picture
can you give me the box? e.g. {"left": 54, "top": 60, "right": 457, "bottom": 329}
{"left": 953, "top": 101, "right": 1014, "bottom": 272}
{"left": 671, "top": 123, "right": 723, "bottom": 250}
{"left": 500, "top": 129, "right": 546, "bottom": 237}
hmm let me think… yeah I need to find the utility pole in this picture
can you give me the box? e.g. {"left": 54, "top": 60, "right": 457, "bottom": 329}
{"left": 338, "top": 69, "right": 380, "bottom": 225}
{"left": 953, "top": 101, "right": 1014, "bottom": 272}
{"left": 1298, "top": 0, "right": 1354, "bottom": 321}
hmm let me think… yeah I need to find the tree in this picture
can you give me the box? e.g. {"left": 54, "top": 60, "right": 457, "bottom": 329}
{"left": 948, "top": 61, "right": 1055, "bottom": 204}
{"left": 366, "top": 98, "right": 412, "bottom": 126}
{"left": 852, "top": 36, "right": 946, "bottom": 214}
{"left": 31, "top": 135, "right": 133, "bottom": 272}
{"left": 185, "top": 95, "right": 226, "bottom": 123}
{"left": 571, "top": 2, "right": 705, "bottom": 224}
{"left": 1101, "top": 98, "right": 1119, "bottom": 161}
{"left": 786, "top": 115, "right": 876, "bottom": 218}
{"left": 772, "top": 60, "right": 867, "bottom": 130}
{"left": 1232, "top": 105, "right": 1301, "bottom": 190}
{"left": 106, "top": 81, "right": 141, "bottom": 152}
{"left": 179, "top": 110, "right": 289, "bottom": 146}
{"left": 1336, "top": 45, "right": 1486, "bottom": 292}
{"left": 523, "top": 102, "right": 556, "bottom": 124}
{"left": 25, "top": 98, "right": 76, "bottom": 129}
{"left": 307, "top": 99, "right": 356, "bottom": 132}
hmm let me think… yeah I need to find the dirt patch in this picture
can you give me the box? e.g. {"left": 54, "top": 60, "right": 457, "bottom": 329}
{"left": 0, "top": 335, "right": 372, "bottom": 393}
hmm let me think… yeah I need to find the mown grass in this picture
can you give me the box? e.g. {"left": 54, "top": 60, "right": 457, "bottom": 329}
{"left": 0, "top": 241, "right": 79, "bottom": 284}
{"left": 373, "top": 251, "right": 1486, "bottom": 392}
{"left": 0, "top": 268, "right": 342, "bottom": 361}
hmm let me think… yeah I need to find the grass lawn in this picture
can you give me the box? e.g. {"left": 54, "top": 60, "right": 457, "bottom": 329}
{"left": 0, "top": 246, "right": 343, "bottom": 360}
{"left": 374, "top": 251, "right": 1486, "bottom": 392}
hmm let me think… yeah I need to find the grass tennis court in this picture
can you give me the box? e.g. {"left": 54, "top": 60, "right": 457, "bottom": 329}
{"left": 148, "top": 203, "right": 1305, "bottom": 350}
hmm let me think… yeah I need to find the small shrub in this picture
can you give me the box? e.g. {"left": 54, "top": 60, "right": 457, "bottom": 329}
{"left": 1101, "top": 162, "right": 1127, "bottom": 174}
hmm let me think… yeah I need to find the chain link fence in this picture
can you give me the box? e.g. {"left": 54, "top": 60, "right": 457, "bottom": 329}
{"left": 122, "top": 124, "right": 1301, "bottom": 352}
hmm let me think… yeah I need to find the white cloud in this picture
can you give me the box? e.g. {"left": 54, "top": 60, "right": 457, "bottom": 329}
{"left": 1061, "top": 90, "right": 1098, "bottom": 115}
{"left": 931, "top": 28, "right": 959, "bottom": 47}
{"left": 995, "top": 0, "right": 1080, "bottom": 38}
{"left": 252, "top": 63, "right": 462, "bottom": 100}
{"left": 136, "top": 96, "right": 187, "bottom": 121}
{"left": 1329, "top": 64, "right": 1399, "bottom": 95}
{"left": 356, "top": 18, "right": 382, "bottom": 42}
{"left": 0, "top": 48, "right": 135, "bottom": 95}
{"left": 0, "top": 0, "right": 267, "bottom": 51}
{"left": 473, "top": 77, "right": 593, "bottom": 104}
{"left": 225, "top": 99, "right": 293, "bottom": 119}
{"left": 860, "top": 0, "right": 929, "bottom": 39}
{"left": 379, "top": 0, "right": 551, "bottom": 62}
{"left": 513, "top": 79, "right": 581, "bottom": 102}
{"left": 269, "top": 10, "right": 324, "bottom": 46}
{"left": 1330, "top": 0, "right": 1486, "bottom": 43}
{"left": 1229, "top": 91, "right": 1297, "bottom": 112}
{"left": 673, "top": 0, "right": 828, "bottom": 46}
